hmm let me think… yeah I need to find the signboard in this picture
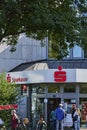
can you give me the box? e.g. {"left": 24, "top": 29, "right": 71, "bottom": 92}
{"left": 6, "top": 67, "right": 87, "bottom": 84}
{"left": 64, "top": 114, "right": 73, "bottom": 127}
{"left": 81, "top": 102, "right": 87, "bottom": 121}
{"left": 54, "top": 66, "right": 66, "bottom": 82}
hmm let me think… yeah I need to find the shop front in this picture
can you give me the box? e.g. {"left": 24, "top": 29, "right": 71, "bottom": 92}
{"left": 6, "top": 66, "right": 87, "bottom": 129}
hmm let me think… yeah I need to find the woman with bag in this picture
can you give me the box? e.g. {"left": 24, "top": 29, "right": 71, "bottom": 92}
{"left": 73, "top": 108, "right": 81, "bottom": 130}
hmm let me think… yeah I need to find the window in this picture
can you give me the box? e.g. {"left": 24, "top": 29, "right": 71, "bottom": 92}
{"left": 80, "top": 84, "right": 87, "bottom": 93}
{"left": 64, "top": 84, "right": 75, "bottom": 92}
{"left": 73, "top": 45, "right": 82, "bottom": 58}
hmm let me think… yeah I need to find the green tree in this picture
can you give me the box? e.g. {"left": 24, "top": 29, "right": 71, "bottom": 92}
{"left": 0, "top": 0, "right": 87, "bottom": 58}
{"left": 0, "top": 73, "right": 20, "bottom": 127}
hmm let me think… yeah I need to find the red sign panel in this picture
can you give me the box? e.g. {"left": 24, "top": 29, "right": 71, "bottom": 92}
{"left": 0, "top": 104, "right": 18, "bottom": 110}
{"left": 54, "top": 66, "right": 66, "bottom": 82}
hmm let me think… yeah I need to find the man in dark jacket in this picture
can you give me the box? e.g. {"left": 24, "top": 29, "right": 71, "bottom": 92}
{"left": 71, "top": 104, "right": 76, "bottom": 130}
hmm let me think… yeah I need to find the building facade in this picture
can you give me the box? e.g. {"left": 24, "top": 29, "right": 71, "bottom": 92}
{"left": 8, "top": 59, "right": 87, "bottom": 129}
{"left": 0, "top": 33, "right": 87, "bottom": 129}
{"left": 0, "top": 34, "right": 47, "bottom": 72}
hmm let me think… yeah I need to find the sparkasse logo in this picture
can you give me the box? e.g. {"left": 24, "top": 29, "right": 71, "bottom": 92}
{"left": 54, "top": 66, "right": 66, "bottom": 82}
{"left": 6, "top": 74, "right": 28, "bottom": 83}
{"left": 7, "top": 74, "right": 11, "bottom": 82}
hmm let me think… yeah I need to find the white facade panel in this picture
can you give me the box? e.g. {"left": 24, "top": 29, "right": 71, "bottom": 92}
{"left": 7, "top": 69, "right": 87, "bottom": 84}
{"left": 0, "top": 34, "right": 47, "bottom": 72}
{"left": 76, "top": 69, "right": 87, "bottom": 82}
{"left": 6, "top": 69, "right": 77, "bottom": 84}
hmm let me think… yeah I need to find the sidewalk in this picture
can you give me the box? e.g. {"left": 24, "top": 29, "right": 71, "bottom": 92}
{"left": 65, "top": 128, "right": 87, "bottom": 130}
{"left": 64, "top": 127, "right": 86, "bottom": 130}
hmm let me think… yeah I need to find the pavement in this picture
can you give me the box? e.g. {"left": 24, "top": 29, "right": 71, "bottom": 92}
{"left": 64, "top": 127, "right": 86, "bottom": 130}
{"left": 77, "top": 128, "right": 86, "bottom": 130}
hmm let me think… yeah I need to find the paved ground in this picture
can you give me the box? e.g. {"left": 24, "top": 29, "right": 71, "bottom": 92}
{"left": 66, "top": 128, "right": 87, "bottom": 130}
{"left": 64, "top": 127, "right": 86, "bottom": 130}
{"left": 78, "top": 127, "right": 87, "bottom": 130}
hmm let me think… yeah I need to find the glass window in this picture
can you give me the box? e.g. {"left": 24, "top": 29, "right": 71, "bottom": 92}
{"left": 64, "top": 84, "right": 75, "bottom": 92}
{"left": 31, "top": 85, "right": 45, "bottom": 130}
{"left": 73, "top": 45, "right": 82, "bottom": 58}
{"left": 80, "top": 84, "right": 87, "bottom": 93}
{"left": 37, "top": 85, "right": 46, "bottom": 94}
{"left": 48, "top": 84, "right": 60, "bottom": 93}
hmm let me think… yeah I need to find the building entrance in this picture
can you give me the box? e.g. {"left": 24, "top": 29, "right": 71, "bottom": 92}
{"left": 47, "top": 98, "right": 60, "bottom": 119}
{"left": 47, "top": 98, "right": 61, "bottom": 129}
{"left": 30, "top": 84, "right": 83, "bottom": 130}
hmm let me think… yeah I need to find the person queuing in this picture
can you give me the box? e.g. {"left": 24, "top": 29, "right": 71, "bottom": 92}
{"left": 55, "top": 103, "right": 65, "bottom": 130}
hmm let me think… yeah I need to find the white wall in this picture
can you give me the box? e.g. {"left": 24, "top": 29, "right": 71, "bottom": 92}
{"left": 0, "top": 34, "right": 47, "bottom": 72}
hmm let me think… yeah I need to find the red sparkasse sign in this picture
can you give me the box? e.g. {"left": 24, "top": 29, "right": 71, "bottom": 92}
{"left": 54, "top": 66, "right": 66, "bottom": 82}
{"left": 6, "top": 74, "right": 28, "bottom": 83}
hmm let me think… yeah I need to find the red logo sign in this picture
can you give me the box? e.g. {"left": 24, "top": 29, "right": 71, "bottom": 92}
{"left": 7, "top": 74, "right": 11, "bottom": 82}
{"left": 54, "top": 66, "right": 66, "bottom": 82}
{"left": 6, "top": 74, "right": 28, "bottom": 83}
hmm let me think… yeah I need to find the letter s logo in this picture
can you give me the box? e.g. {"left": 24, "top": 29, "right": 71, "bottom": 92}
{"left": 7, "top": 74, "right": 11, "bottom": 82}
{"left": 54, "top": 66, "right": 66, "bottom": 82}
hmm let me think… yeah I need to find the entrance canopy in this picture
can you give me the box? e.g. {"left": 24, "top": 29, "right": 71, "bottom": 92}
{"left": 6, "top": 66, "right": 87, "bottom": 84}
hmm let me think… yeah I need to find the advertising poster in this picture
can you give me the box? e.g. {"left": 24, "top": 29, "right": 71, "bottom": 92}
{"left": 64, "top": 114, "right": 73, "bottom": 127}
{"left": 81, "top": 102, "right": 87, "bottom": 121}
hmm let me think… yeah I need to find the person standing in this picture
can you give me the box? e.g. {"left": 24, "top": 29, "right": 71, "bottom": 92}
{"left": 72, "top": 104, "right": 76, "bottom": 130}
{"left": 86, "top": 115, "right": 87, "bottom": 128}
{"left": 36, "top": 116, "right": 47, "bottom": 130}
{"left": 11, "top": 109, "right": 19, "bottom": 130}
{"left": 73, "top": 108, "right": 81, "bottom": 130}
{"left": 55, "top": 103, "right": 65, "bottom": 130}
{"left": 50, "top": 108, "right": 56, "bottom": 130}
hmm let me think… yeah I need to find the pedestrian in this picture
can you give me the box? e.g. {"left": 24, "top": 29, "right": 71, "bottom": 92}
{"left": 55, "top": 103, "right": 65, "bottom": 130}
{"left": 73, "top": 108, "right": 81, "bottom": 130}
{"left": 72, "top": 104, "right": 76, "bottom": 130}
{"left": 86, "top": 115, "right": 87, "bottom": 128}
{"left": 11, "top": 109, "right": 19, "bottom": 130}
{"left": 36, "top": 115, "right": 47, "bottom": 130}
{"left": 50, "top": 108, "right": 56, "bottom": 130}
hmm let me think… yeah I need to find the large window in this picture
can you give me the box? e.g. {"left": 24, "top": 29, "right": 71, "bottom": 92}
{"left": 31, "top": 84, "right": 45, "bottom": 130}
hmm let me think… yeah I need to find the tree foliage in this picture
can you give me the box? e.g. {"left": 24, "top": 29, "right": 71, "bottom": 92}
{"left": 0, "top": 73, "right": 20, "bottom": 127}
{"left": 0, "top": 0, "right": 87, "bottom": 58}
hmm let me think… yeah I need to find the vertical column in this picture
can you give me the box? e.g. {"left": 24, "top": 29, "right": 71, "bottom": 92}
{"left": 75, "top": 84, "right": 79, "bottom": 107}
{"left": 60, "top": 85, "right": 64, "bottom": 103}
{"left": 27, "top": 85, "right": 32, "bottom": 129}
{"left": 44, "top": 87, "right": 48, "bottom": 122}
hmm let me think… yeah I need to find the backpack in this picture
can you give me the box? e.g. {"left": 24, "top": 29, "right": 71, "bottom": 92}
{"left": 55, "top": 108, "right": 64, "bottom": 121}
